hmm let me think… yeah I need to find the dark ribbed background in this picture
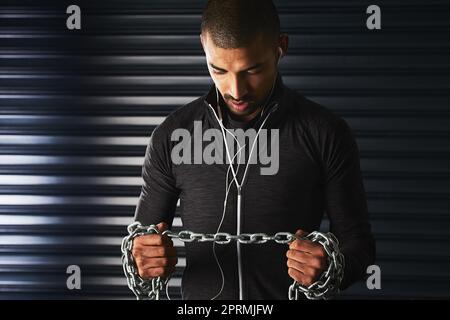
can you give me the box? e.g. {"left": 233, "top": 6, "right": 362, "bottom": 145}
{"left": 0, "top": 0, "right": 449, "bottom": 299}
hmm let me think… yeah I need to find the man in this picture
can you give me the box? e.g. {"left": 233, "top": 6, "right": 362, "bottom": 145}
{"left": 129, "top": 0, "right": 375, "bottom": 300}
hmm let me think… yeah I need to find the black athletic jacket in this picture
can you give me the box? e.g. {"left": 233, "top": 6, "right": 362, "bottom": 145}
{"left": 134, "top": 74, "right": 376, "bottom": 300}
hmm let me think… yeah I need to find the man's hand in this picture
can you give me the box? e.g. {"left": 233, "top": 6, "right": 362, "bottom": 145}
{"left": 132, "top": 222, "right": 178, "bottom": 279}
{"left": 286, "top": 229, "right": 328, "bottom": 286}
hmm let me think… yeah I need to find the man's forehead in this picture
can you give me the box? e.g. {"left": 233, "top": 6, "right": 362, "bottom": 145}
{"left": 202, "top": 32, "right": 272, "bottom": 70}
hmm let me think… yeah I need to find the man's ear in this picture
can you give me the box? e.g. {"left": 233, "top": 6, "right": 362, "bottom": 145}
{"left": 279, "top": 33, "right": 289, "bottom": 57}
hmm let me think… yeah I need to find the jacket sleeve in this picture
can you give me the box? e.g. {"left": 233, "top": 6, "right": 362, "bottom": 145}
{"left": 133, "top": 122, "right": 180, "bottom": 229}
{"left": 321, "top": 117, "right": 376, "bottom": 290}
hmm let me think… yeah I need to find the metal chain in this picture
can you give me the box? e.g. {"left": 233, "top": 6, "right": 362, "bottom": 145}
{"left": 121, "top": 222, "right": 170, "bottom": 300}
{"left": 121, "top": 222, "right": 344, "bottom": 300}
{"left": 288, "top": 232, "right": 345, "bottom": 300}
{"left": 163, "top": 230, "right": 296, "bottom": 245}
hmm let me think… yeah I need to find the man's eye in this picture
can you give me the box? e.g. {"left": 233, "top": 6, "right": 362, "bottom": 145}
{"left": 247, "top": 69, "right": 262, "bottom": 75}
{"left": 213, "top": 69, "right": 225, "bottom": 75}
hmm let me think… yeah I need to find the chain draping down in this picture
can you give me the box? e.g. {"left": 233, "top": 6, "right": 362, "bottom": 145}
{"left": 121, "top": 221, "right": 345, "bottom": 300}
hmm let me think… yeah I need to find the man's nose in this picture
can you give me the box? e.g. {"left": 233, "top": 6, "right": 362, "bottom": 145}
{"left": 228, "top": 75, "right": 248, "bottom": 101}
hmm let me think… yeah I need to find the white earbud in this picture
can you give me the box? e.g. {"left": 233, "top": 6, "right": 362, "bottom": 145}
{"left": 277, "top": 47, "right": 283, "bottom": 64}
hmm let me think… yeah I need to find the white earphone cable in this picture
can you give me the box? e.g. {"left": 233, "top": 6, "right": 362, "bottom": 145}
{"left": 207, "top": 68, "right": 279, "bottom": 299}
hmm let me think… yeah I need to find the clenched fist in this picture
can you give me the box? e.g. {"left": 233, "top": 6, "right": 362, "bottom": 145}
{"left": 132, "top": 222, "right": 178, "bottom": 279}
{"left": 286, "top": 229, "right": 328, "bottom": 287}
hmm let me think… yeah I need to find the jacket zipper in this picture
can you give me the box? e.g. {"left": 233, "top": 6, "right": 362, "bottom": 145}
{"left": 237, "top": 185, "right": 243, "bottom": 300}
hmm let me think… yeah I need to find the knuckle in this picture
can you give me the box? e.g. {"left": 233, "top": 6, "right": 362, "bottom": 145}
{"left": 146, "top": 269, "right": 155, "bottom": 278}
{"left": 133, "top": 236, "right": 141, "bottom": 245}
{"left": 134, "top": 256, "right": 143, "bottom": 267}
{"left": 132, "top": 240, "right": 141, "bottom": 251}
{"left": 308, "top": 268, "right": 317, "bottom": 278}
{"left": 151, "top": 267, "right": 164, "bottom": 278}
{"left": 153, "top": 247, "right": 163, "bottom": 257}
{"left": 148, "top": 269, "right": 157, "bottom": 279}
{"left": 302, "top": 267, "right": 312, "bottom": 278}
{"left": 288, "top": 267, "right": 294, "bottom": 277}
{"left": 312, "top": 259, "right": 322, "bottom": 269}
{"left": 135, "top": 234, "right": 149, "bottom": 246}
{"left": 147, "top": 235, "right": 159, "bottom": 246}
{"left": 146, "top": 234, "right": 161, "bottom": 246}
{"left": 287, "top": 259, "right": 297, "bottom": 269}
{"left": 288, "top": 268, "right": 299, "bottom": 282}
{"left": 287, "top": 250, "right": 295, "bottom": 259}
{"left": 137, "top": 258, "right": 148, "bottom": 269}
{"left": 156, "top": 267, "right": 165, "bottom": 276}
{"left": 134, "top": 253, "right": 144, "bottom": 265}
{"left": 286, "top": 259, "right": 292, "bottom": 268}
{"left": 138, "top": 268, "right": 147, "bottom": 279}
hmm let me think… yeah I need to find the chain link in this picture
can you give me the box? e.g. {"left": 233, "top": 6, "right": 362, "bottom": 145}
{"left": 121, "top": 222, "right": 344, "bottom": 300}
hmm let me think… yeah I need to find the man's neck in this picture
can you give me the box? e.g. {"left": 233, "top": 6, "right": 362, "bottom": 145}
{"left": 228, "top": 105, "right": 264, "bottom": 123}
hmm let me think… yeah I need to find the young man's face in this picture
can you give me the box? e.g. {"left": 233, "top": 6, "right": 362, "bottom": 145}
{"left": 201, "top": 32, "right": 285, "bottom": 122}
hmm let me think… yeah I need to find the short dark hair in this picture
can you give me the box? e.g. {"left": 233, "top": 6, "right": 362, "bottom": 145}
{"left": 201, "top": 0, "right": 280, "bottom": 49}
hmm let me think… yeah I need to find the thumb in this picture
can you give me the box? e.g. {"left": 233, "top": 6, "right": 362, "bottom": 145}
{"left": 288, "top": 229, "right": 309, "bottom": 249}
{"left": 156, "top": 221, "right": 169, "bottom": 233}
{"left": 155, "top": 221, "right": 173, "bottom": 246}
{"left": 294, "top": 228, "right": 309, "bottom": 239}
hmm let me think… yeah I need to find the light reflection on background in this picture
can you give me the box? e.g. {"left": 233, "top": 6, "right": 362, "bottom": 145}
{"left": 1, "top": 0, "right": 450, "bottom": 300}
